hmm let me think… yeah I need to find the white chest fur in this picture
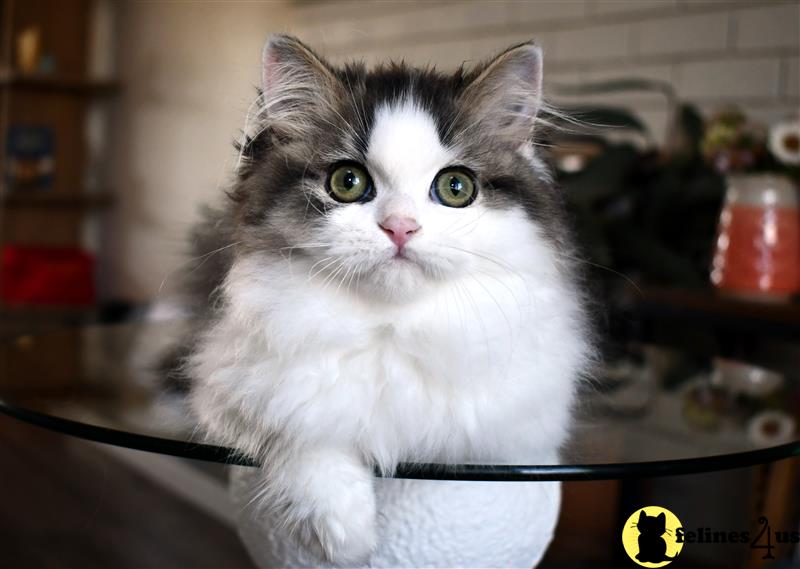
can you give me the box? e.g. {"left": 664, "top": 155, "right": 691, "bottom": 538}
{"left": 191, "top": 249, "right": 585, "bottom": 470}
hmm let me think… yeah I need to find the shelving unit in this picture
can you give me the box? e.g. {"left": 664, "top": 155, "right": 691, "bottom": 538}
{"left": 0, "top": 0, "right": 117, "bottom": 282}
{"left": 2, "top": 191, "right": 114, "bottom": 209}
{"left": 0, "top": 72, "right": 119, "bottom": 95}
{"left": 0, "top": 0, "right": 119, "bottom": 390}
{"left": 636, "top": 286, "right": 800, "bottom": 338}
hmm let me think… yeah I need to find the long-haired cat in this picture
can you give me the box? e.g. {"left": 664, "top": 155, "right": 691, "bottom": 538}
{"left": 183, "top": 35, "right": 593, "bottom": 564}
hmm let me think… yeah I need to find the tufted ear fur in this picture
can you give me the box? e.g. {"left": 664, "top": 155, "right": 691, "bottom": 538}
{"left": 260, "top": 34, "right": 340, "bottom": 139}
{"left": 459, "top": 42, "right": 543, "bottom": 143}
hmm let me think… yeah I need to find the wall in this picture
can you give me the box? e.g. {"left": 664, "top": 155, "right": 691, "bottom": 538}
{"left": 293, "top": 0, "right": 799, "bottom": 142}
{"left": 107, "top": 1, "right": 293, "bottom": 301}
{"left": 110, "top": 0, "right": 799, "bottom": 301}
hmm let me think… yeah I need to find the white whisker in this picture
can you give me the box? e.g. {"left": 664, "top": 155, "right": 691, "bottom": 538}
{"left": 158, "top": 241, "right": 242, "bottom": 294}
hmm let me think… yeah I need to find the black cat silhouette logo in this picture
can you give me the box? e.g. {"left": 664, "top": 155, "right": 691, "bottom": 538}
{"left": 622, "top": 506, "right": 684, "bottom": 567}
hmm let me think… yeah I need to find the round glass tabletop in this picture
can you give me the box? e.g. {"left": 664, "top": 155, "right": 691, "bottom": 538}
{"left": 1, "top": 321, "right": 798, "bottom": 480}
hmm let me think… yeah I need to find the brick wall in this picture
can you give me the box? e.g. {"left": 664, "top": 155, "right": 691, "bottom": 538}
{"left": 289, "top": 0, "right": 799, "bottom": 141}
{"left": 109, "top": 1, "right": 798, "bottom": 299}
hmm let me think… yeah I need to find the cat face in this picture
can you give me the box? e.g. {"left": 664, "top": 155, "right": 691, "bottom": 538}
{"left": 230, "top": 36, "right": 567, "bottom": 302}
{"left": 638, "top": 511, "right": 667, "bottom": 535}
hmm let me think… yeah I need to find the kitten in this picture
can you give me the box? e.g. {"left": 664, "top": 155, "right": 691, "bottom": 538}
{"left": 184, "top": 35, "right": 593, "bottom": 564}
{"left": 635, "top": 511, "right": 676, "bottom": 563}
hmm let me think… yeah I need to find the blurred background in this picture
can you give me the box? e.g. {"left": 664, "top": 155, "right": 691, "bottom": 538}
{"left": 0, "top": 1, "right": 798, "bottom": 568}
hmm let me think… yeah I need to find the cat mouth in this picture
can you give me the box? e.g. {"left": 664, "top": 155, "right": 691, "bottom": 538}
{"left": 382, "top": 249, "right": 422, "bottom": 270}
{"left": 389, "top": 247, "right": 422, "bottom": 265}
{"left": 388, "top": 255, "right": 414, "bottom": 267}
{"left": 371, "top": 246, "right": 441, "bottom": 277}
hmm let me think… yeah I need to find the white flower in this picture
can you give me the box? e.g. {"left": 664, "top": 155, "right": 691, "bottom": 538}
{"left": 769, "top": 120, "right": 800, "bottom": 166}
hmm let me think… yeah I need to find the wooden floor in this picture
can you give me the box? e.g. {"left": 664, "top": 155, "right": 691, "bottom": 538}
{"left": 0, "top": 414, "right": 255, "bottom": 569}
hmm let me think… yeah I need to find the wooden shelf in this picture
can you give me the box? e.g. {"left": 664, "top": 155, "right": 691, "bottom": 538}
{"left": 1, "top": 304, "right": 97, "bottom": 319}
{"left": 0, "top": 304, "right": 98, "bottom": 338}
{"left": 635, "top": 286, "right": 800, "bottom": 336}
{"left": 0, "top": 72, "right": 120, "bottom": 96}
{"left": 2, "top": 192, "right": 114, "bottom": 210}
{"left": 641, "top": 286, "right": 800, "bottom": 323}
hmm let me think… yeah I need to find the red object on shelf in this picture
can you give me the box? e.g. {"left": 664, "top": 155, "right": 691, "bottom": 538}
{"left": 1, "top": 245, "right": 95, "bottom": 306}
{"left": 711, "top": 174, "right": 800, "bottom": 300}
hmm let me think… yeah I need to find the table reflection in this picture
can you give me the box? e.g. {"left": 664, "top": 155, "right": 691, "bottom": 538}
{"left": 1, "top": 321, "right": 798, "bottom": 478}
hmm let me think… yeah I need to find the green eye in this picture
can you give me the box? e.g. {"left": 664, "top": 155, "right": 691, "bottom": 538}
{"left": 431, "top": 168, "right": 477, "bottom": 208}
{"left": 326, "top": 162, "right": 374, "bottom": 203}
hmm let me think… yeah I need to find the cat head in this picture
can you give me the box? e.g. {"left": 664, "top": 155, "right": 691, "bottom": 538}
{"left": 229, "top": 35, "right": 570, "bottom": 302}
{"left": 638, "top": 511, "right": 667, "bottom": 535}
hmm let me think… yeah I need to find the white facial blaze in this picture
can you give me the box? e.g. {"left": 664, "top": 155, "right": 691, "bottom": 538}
{"left": 316, "top": 97, "right": 551, "bottom": 302}
{"left": 366, "top": 101, "right": 455, "bottom": 219}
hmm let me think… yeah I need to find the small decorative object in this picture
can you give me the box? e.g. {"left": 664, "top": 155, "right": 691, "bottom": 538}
{"left": 747, "top": 410, "right": 796, "bottom": 446}
{"left": 5, "top": 125, "right": 55, "bottom": 192}
{"left": 769, "top": 119, "right": 800, "bottom": 167}
{"left": 15, "top": 26, "right": 41, "bottom": 74}
{"left": 682, "top": 379, "right": 731, "bottom": 432}
{"left": 710, "top": 357, "right": 783, "bottom": 398}
{"left": 0, "top": 245, "right": 95, "bottom": 306}
{"left": 706, "top": 110, "right": 800, "bottom": 300}
{"left": 684, "top": 358, "right": 794, "bottom": 437}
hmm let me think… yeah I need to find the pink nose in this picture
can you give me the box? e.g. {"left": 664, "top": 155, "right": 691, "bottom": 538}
{"left": 379, "top": 215, "right": 420, "bottom": 249}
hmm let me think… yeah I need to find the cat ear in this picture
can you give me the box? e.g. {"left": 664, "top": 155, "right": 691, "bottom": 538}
{"left": 638, "top": 510, "right": 646, "bottom": 523}
{"left": 657, "top": 513, "right": 666, "bottom": 523}
{"left": 460, "top": 42, "right": 543, "bottom": 143}
{"left": 260, "top": 34, "right": 339, "bottom": 138}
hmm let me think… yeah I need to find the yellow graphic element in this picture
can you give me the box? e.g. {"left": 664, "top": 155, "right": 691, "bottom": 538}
{"left": 622, "top": 506, "right": 684, "bottom": 567}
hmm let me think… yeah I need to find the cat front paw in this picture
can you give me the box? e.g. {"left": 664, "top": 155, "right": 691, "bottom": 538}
{"left": 297, "top": 489, "right": 377, "bottom": 565}
{"left": 276, "top": 448, "right": 378, "bottom": 564}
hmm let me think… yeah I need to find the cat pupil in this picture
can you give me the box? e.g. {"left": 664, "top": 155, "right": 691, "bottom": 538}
{"left": 344, "top": 172, "right": 358, "bottom": 190}
{"left": 449, "top": 176, "right": 463, "bottom": 196}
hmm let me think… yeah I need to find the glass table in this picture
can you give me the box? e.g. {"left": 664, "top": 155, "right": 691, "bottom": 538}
{"left": 1, "top": 321, "right": 798, "bottom": 481}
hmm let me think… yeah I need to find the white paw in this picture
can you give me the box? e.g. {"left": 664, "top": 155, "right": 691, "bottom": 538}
{"left": 299, "top": 490, "right": 377, "bottom": 565}
{"left": 277, "top": 449, "right": 378, "bottom": 565}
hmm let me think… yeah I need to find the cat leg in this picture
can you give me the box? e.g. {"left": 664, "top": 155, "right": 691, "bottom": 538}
{"left": 255, "top": 444, "right": 377, "bottom": 565}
